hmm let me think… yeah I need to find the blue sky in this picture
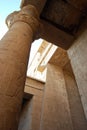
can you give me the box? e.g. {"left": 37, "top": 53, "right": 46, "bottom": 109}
{"left": 0, "top": 1, "right": 20, "bottom": 20}
{"left": 0, "top": 0, "right": 21, "bottom": 39}
{"left": 0, "top": 1, "right": 42, "bottom": 66}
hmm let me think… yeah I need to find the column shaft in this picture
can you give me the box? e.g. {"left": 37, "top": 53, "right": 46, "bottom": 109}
{"left": 21, "top": 0, "right": 47, "bottom": 14}
{"left": 0, "top": 5, "right": 39, "bottom": 130}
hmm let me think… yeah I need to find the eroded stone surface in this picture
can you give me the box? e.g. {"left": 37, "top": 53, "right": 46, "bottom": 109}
{"left": 0, "top": 5, "right": 40, "bottom": 130}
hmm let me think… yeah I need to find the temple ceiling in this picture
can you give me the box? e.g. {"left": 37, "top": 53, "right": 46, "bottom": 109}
{"left": 41, "top": 0, "right": 87, "bottom": 35}
{"left": 21, "top": 0, "right": 87, "bottom": 49}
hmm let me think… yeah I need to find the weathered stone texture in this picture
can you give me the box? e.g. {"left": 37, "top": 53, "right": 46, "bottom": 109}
{"left": 18, "top": 60, "right": 87, "bottom": 130}
{"left": 40, "top": 20, "right": 74, "bottom": 49}
{"left": 64, "top": 71, "right": 87, "bottom": 130}
{"left": 41, "top": 64, "right": 73, "bottom": 130}
{"left": 21, "top": 0, "right": 47, "bottom": 13}
{"left": 67, "top": 0, "right": 87, "bottom": 12}
{"left": 68, "top": 28, "right": 87, "bottom": 119}
{"left": 18, "top": 77, "right": 44, "bottom": 130}
{"left": 18, "top": 98, "right": 33, "bottom": 130}
{"left": 0, "top": 5, "right": 40, "bottom": 130}
{"left": 49, "top": 47, "right": 69, "bottom": 67}
{"left": 26, "top": 77, "right": 44, "bottom": 90}
{"left": 0, "top": 22, "right": 32, "bottom": 130}
{"left": 41, "top": 0, "right": 86, "bottom": 34}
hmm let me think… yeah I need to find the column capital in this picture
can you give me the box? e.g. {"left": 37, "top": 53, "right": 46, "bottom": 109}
{"left": 6, "top": 5, "right": 40, "bottom": 38}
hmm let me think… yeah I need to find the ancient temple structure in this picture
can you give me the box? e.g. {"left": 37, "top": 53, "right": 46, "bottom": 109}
{"left": 0, "top": 0, "right": 87, "bottom": 130}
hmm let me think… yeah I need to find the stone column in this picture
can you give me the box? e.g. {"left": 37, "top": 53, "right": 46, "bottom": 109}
{"left": 0, "top": 5, "right": 40, "bottom": 130}
{"left": 20, "top": 0, "right": 47, "bottom": 13}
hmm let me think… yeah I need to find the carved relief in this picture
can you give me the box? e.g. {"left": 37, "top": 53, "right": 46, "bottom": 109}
{"left": 6, "top": 5, "right": 40, "bottom": 36}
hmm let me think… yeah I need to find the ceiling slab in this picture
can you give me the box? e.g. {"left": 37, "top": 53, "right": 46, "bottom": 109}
{"left": 20, "top": 0, "right": 87, "bottom": 49}
{"left": 67, "top": 0, "right": 87, "bottom": 12}
{"left": 40, "top": 20, "right": 74, "bottom": 49}
{"left": 41, "top": 0, "right": 86, "bottom": 34}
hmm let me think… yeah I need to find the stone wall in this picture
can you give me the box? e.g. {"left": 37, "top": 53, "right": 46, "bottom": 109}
{"left": 68, "top": 28, "right": 87, "bottom": 119}
{"left": 64, "top": 70, "right": 87, "bottom": 130}
{"left": 40, "top": 64, "right": 73, "bottom": 130}
{"left": 18, "top": 62, "right": 87, "bottom": 130}
{"left": 18, "top": 78, "right": 44, "bottom": 130}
